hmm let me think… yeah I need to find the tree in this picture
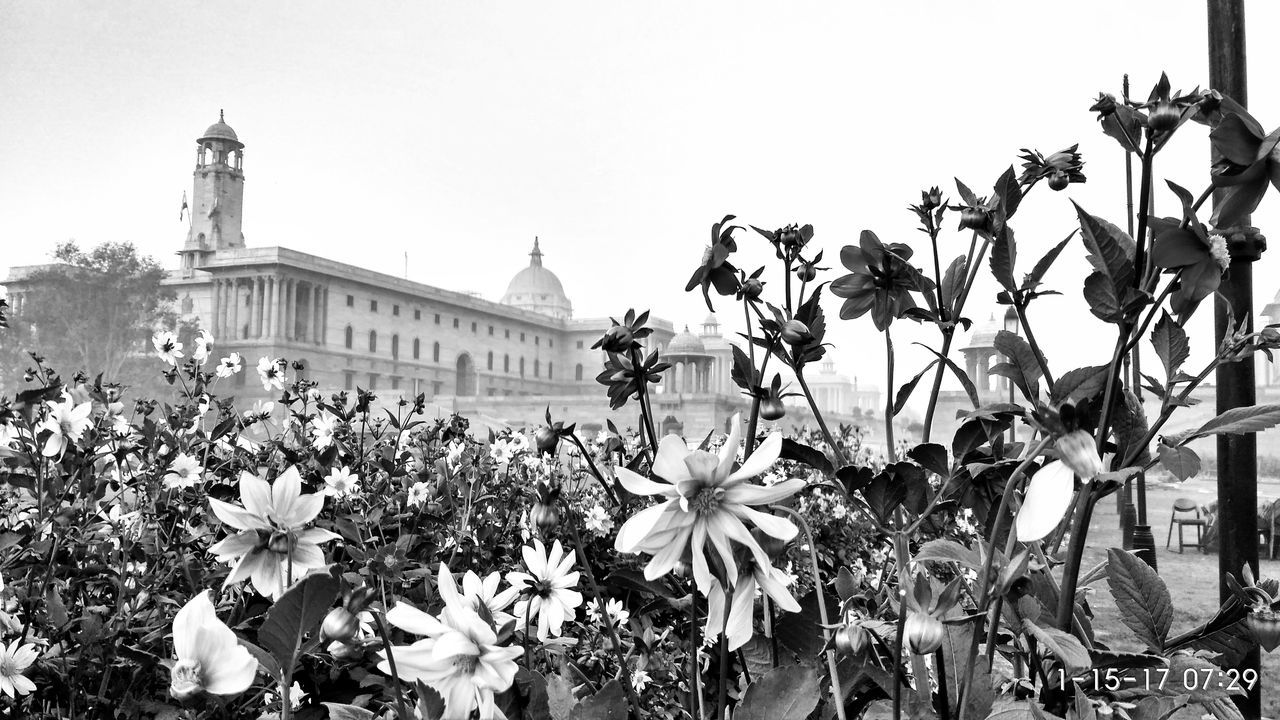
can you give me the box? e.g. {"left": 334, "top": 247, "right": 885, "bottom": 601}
{"left": 1, "top": 241, "right": 183, "bottom": 391}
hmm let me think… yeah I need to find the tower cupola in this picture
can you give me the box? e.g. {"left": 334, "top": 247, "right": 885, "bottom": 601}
{"left": 180, "top": 110, "right": 246, "bottom": 275}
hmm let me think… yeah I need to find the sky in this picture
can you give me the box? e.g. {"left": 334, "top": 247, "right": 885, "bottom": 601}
{"left": 4, "top": 1, "right": 1280, "bottom": 411}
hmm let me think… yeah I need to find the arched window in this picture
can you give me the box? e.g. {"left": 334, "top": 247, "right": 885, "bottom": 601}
{"left": 548, "top": 362, "right": 553, "bottom": 379}
{"left": 413, "top": 338, "right": 420, "bottom": 359}
{"left": 575, "top": 363, "right": 583, "bottom": 381}
{"left": 519, "top": 358, "right": 525, "bottom": 377}
{"left": 433, "top": 342, "right": 440, "bottom": 363}
{"left": 504, "top": 354, "right": 510, "bottom": 373}
{"left": 534, "top": 359, "right": 540, "bottom": 377}
{"left": 487, "top": 351, "right": 494, "bottom": 370}
{"left": 391, "top": 334, "right": 400, "bottom": 360}
{"left": 369, "top": 330, "right": 377, "bottom": 353}
{"left": 344, "top": 325, "right": 353, "bottom": 349}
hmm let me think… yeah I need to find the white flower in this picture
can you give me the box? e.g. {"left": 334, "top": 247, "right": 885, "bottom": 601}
{"left": 207, "top": 466, "right": 340, "bottom": 599}
{"left": 243, "top": 399, "right": 275, "bottom": 421}
{"left": 507, "top": 539, "right": 583, "bottom": 641}
{"left": 583, "top": 505, "right": 613, "bottom": 536}
{"left": 191, "top": 330, "right": 214, "bottom": 364}
{"left": 169, "top": 591, "right": 257, "bottom": 700}
{"left": 323, "top": 466, "right": 359, "bottom": 498}
{"left": 153, "top": 331, "right": 184, "bottom": 366}
{"left": 215, "top": 352, "right": 243, "bottom": 378}
{"left": 379, "top": 565, "right": 524, "bottom": 720}
{"left": 37, "top": 393, "right": 93, "bottom": 457}
{"left": 264, "top": 681, "right": 306, "bottom": 710}
{"left": 407, "top": 481, "right": 432, "bottom": 507}
{"left": 613, "top": 413, "right": 800, "bottom": 595}
{"left": 586, "top": 598, "right": 630, "bottom": 627}
{"left": 630, "top": 668, "right": 651, "bottom": 692}
{"left": 1209, "top": 233, "right": 1231, "bottom": 271}
{"left": 0, "top": 640, "right": 37, "bottom": 698}
{"left": 310, "top": 411, "right": 339, "bottom": 450}
{"left": 257, "top": 356, "right": 286, "bottom": 392}
{"left": 164, "top": 452, "right": 204, "bottom": 489}
{"left": 1015, "top": 460, "right": 1077, "bottom": 542}
{"left": 446, "top": 439, "right": 466, "bottom": 466}
{"left": 439, "top": 564, "right": 520, "bottom": 627}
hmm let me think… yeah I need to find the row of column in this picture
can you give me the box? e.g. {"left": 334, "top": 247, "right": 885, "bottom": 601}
{"left": 661, "top": 357, "right": 719, "bottom": 394}
{"left": 964, "top": 349, "right": 1009, "bottom": 396}
{"left": 210, "top": 276, "right": 328, "bottom": 345}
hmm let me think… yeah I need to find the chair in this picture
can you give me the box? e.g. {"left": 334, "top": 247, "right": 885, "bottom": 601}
{"left": 1166, "top": 498, "right": 1208, "bottom": 554}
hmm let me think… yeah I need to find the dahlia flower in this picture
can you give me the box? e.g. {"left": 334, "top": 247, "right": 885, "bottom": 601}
{"left": 257, "top": 356, "right": 286, "bottom": 391}
{"left": 613, "top": 414, "right": 802, "bottom": 594}
{"left": 439, "top": 565, "right": 520, "bottom": 627}
{"left": 153, "top": 331, "right": 184, "bottom": 366}
{"left": 164, "top": 452, "right": 204, "bottom": 489}
{"left": 207, "top": 466, "right": 339, "bottom": 599}
{"left": 0, "top": 640, "right": 37, "bottom": 698}
{"left": 215, "top": 352, "right": 243, "bottom": 378}
{"left": 704, "top": 557, "right": 800, "bottom": 651}
{"left": 1015, "top": 460, "right": 1077, "bottom": 543}
{"left": 169, "top": 591, "right": 257, "bottom": 700}
{"left": 507, "top": 539, "right": 583, "bottom": 641}
{"left": 191, "top": 330, "right": 214, "bottom": 363}
{"left": 323, "top": 466, "right": 359, "bottom": 498}
{"left": 379, "top": 565, "right": 523, "bottom": 720}
{"left": 37, "top": 393, "right": 93, "bottom": 457}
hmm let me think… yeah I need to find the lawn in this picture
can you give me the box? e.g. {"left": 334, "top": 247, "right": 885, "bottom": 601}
{"left": 1082, "top": 476, "right": 1280, "bottom": 719}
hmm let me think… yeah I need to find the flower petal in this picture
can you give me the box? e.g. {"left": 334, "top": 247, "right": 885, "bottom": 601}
{"left": 727, "top": 431, "right": 782, "bottom": 484}
{"left": 723, "top": 478, "right": 806, "bottom": 507}
{"left": 615, "top": 466, "right": 675, "bottom": 496}
{"left": 651, "top": 435, "right": 693, "bottom": 483}
{"left": 1015, "top": 461, "right": 1076, "bottom": 542}
{"left": 716, "top": 414, "right": 742, "bottom": 479}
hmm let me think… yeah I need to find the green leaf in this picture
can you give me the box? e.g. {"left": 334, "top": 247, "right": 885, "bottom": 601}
{"left": 1112, "top": 389, "right": 1151, "bottom": 465}
{"left": 1105, "top": 549, "right": 1172, "bottom": 652}
{"left": 1157, "top": 444, "right": 1201, "bottom": 481}
{"left": 775, "top": 592, "right": 833, "bottom": 658}
{"left": 1083, "top": 271, "right": 1123, "bottom": 323}
{"left": 323, "top": 703, "right": 377, "bottom": 720}
{"left": 734, "top": 664, "right": 822, "bottom": 720}
{"left": 1021, "top": 620, "right": 1092, "bottom": 674}
{"left": 1127, "top": 696, "right": 1188, "bottom": 720}
{"left": 257, "top": 570, "right": 341, "bottom": 674}
{"left": 911, "top": 539, "right": 983, "bottom": 571}
{"left": 1050, "top": 365, "right": 1109, "bottom": 405}
{"left": 990, "top": 226, "right": 1018, "bottom": 292}
{"left": 906, "top": 443, "right": 949, "bottom": 477}
{"left": 545, "top": 671, "right": 577, "bottom": 720}
{"left": 1024, "top": 232, "right": 1076, "bottom": 292}
{"left": 835, "top": 566, "right": 859, "bottom": 602}
{"left": 914, "top": 342, "right": 980, "bottom": 409}
{"left": 893, "top": 359, "right": 939, "bottom": 416}
{"left": 989, "top": 330, "right": 1042, "bottom": 401}
{"left": 779, "top": 438, "right": 834, "bottom": 476}
{"left": 940, "top": 255, "right": 967, "bottom": 312}
{"left": 1074, "top": 203, "right": 1135, "bottom": 288}
{"left": 567, "top": 680, "right": 628, "bottom": 720}
{"left": 1150, "top": 312, "right": 1190, "bottom": 381}
{"left": 237, "top": 639, "right": 281, "bottom": 681}
{"left": 1182, "top": 404, "right": 1280, "bottom": 441}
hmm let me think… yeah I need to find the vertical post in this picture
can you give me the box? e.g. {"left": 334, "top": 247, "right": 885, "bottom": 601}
{"left": 210, "top": 279, "right": 222, "bottom": 338}
{"left": 284, "top": 279, "right": 294, "bottom": 341}
{"left": 312, "top": 284, "right": 323, "bottom": 344}
{"left": 230, "top": 279, "right": 240, "bottom": 341}
{"left": 267, "top": 277, "right": 278, "bottom": 339}
{"left": 1207, "top": 1, "right": 1260, "bottom": 715}
{"left": 252, "top": 276, "right": 263, "bottom": 338}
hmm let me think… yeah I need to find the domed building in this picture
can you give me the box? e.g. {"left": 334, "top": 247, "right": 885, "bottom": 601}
{"left": 500, "top": 238, "right": 573, "bottom": 319}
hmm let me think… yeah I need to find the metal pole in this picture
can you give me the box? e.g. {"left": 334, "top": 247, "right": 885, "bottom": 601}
{"left": 1207, "top": 1, "right": 1260, "bottom": 715}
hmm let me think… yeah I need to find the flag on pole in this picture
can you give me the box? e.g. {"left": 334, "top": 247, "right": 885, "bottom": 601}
{"left": 180, "top": 191, "right": 188, "bottom": 221}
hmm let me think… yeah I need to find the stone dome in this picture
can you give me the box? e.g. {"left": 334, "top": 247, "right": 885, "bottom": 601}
{"left": 500, "top": 238, "right": 573, "bottom": 319}
{"left": 200, "top": 110, "right": 241, "bottom": 144}
{"left": 963, "top": 313, "right": 1005, "bottom": 350}
{"left": 667, "top": 326, "right": 707, "bottom": 355}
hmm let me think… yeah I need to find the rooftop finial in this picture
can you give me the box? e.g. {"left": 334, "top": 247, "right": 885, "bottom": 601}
{"left": 219, "top": 108, "right": 225, "bottom": 122}
{"left": 530, "top": 236, "right": 543, "bottom": 267}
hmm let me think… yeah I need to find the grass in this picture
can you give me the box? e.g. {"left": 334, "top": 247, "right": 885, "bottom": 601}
{"left": 1081, "top": 476, "right": 1280, "bottom": 719}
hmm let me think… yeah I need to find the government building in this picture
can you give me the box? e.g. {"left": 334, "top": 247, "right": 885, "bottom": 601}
{"left": 6, "top": 114, "right": 874, "bottom": 438}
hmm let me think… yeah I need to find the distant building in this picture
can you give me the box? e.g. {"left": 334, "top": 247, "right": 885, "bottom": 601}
{"left": 5, "top": 114, "right": 871, "bottom": 437}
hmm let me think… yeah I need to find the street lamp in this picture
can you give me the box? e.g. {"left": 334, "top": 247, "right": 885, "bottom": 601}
{"left": 1003, "top": 307, "right": 1019, "bottom": 443}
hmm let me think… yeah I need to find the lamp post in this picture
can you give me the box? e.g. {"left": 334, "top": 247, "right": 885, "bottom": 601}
{"left": 1003, "top": 307, "right": 1018, "bottom": 444}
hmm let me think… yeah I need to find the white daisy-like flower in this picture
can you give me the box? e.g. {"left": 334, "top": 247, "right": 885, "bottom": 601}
{"left": 36, "top": 393, "right": 93, "bottom": 458}
{"left": 215, "top": 352, "right": 243, "bottom": 379}
{"left": 439, "top": 564, "right": 520, "bottom": 627}
{"left": 0, "top": 640, "right": 38, "bottom": 697}
{"left": 407, "top": 482, "right": 432, "bottom": 507}
{"left": 583, "top": 505, "right": 613, "bottom": 536}
{"left": 630, "top": 668, "right": 651, "bottom": 692}
{"left": 507, "top": 539, "right": 583, "bottom": 642}
{"left": 586, "top": 598, "right": 630, "bottom": 628}
{"left": 310, "top": 412, "right": 339, "bottom": 450}
{"left": 168, "top": 591, "right": 257, "bottom": 700}
{"left": 1015, "top": 460, "right": 1078, "bottom": 543}
{"left": 191, "top": 330, "right": 214, "bottom": 364}
{"left": 257, "top": 356, "right": 286, "bottom": 392}
{"left": 153, "top": 331, "right": 184, "bottom": 366}
{"left": 1209, "top": 233, "right": 1231, "bottom": 271}
{"left": 164, "top": 452, "right": 204, "bottom": 489}
{"left": 323, "top": 466, "right": 359, "bottom": 498}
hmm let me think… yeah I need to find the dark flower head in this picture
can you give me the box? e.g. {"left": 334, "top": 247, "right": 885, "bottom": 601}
{"left": 596, "top": 350, "right": 671, "bottom": 410}
{"left": 735, "top": 267, "right": 765, "bottom": 301}
{"left": 830, "top": 230, "right": 933, "bottom": 331}
{"left": 752, "top": 223, "right": 814, "bottom": 261}
{"left": 1018, "top": 144, "right": 1085, "bottom": 189}
{"left": 592, "top": 308, "right": 653, "bottom": 353}
{"left": 685, "top": 215, "right": 742, "bottom": 311}
{"left": 1208, "top": 109, "right": 1280, "bottom": 228}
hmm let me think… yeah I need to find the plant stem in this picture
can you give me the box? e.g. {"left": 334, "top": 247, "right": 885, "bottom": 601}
{"left": 568, "top": 434, "right": 619, "bottom": 505}
{"left": 774, "top": 506, "right": 847, "bottom": 720}
{"left": 565, "top": 508, "right": 643, "bottom": 720}
{"left": 934, "top": 646, "right": 952, "bottom": 720}
{"left": 744, "top": 299, "right": 761, "bottom": 460}
{"left": 717, "top": 629, "right": 729, "bottom": 720}
{"left": 891, "top": 593, "right": 908, "bottom": 720}
{"left": 1055, "top": 487, "right": 1100, "bottom": 632}
{"left": 688, "top": 592, "right": 700, "bottom": 719}
{"left": 372, "top": 612, "right": 411, "bottom": 720}
{"left": 795, "top": 369, "right": 848, "bottom": 467}
{"left": 884, "top": 327, "right": 897, "bottom": 463}
{"left": 921, "top": 330, "right": 955, "bottom": 443}
{"left": 629, "top": 346, "right": 661, "bottom": 457}
{"left": 1012, "top": 302, "right": 1055, "bottom": 388}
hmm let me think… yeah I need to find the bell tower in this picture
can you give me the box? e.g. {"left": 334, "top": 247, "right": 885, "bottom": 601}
{"left": 180, "top": 110, "right": 245, "bottom": 274}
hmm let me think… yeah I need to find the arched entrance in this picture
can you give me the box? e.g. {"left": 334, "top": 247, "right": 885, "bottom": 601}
{"left": 456, "top": 354, "right": 477, "bottom": 396}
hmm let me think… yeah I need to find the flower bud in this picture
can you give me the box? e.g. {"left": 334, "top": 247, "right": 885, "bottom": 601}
{"left": 1247, "top": 608, "right": 1280, "bottom": 652}
{"left": 1047, "top": 170, "right": 1070, "bottom": 192}
{"left": 920, "top": 187, "right": 943, "bottom": 211}
{"left": 958, "top": 207, "right": 991, "bottom": 233}
{"left": 760, "top": 397, "right": 786, "bottom": 422}
{"left": 1148, "top": 102, "right": 1180, "bottom": 134}
{"left": 780, "top": 319, "right": 812, "bottom": 345}
{"left": 834, "top": 622, "right": 871, "bottom": 657}
{"left": 1056, "top": 429, "right": 1102, "bottom": 481}
{"left": 534, "top": 426, "right": 559, "bottom": 455}
{"left": 531, "top": 502, "right": 560, "bottom": 533}
{"left": 739, "top": 278, "right": 764, "bottom": 301}
{"left": 904, "top": 612, "right": 945, "bottom": 654}
{"left": 597, "top": 326, "right": 635, "bottom": 353}
{"left": 796, "top": 263, "right": 817, "bottom": 283}
{"left": 321, "top": 607, "right": 361, "bottom": 644}
{"left": 268, "top": 531, "right": 294, "bottom": 555}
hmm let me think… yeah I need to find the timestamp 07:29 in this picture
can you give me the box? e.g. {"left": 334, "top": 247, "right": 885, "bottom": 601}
{"left": 1061, "top": 667, "right": 1259, "bottom": 693}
